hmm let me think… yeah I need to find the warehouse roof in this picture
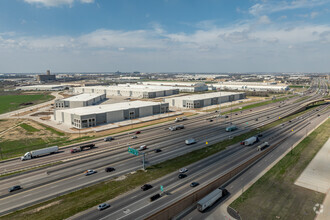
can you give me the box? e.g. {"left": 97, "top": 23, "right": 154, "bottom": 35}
{"left": 167, "top": 92, "right": 245, "bottom": 101}
{"left": 17, "top": 85, "right": 64, "bottom": 88}
{"left": 75, "top": 86, "right": 177, "bottom": 92}
{"left": 62, "top": 93, "right": 104, "bottom": 102}
{"left": 55, "top": 101, "right": 166, "bottom": 116}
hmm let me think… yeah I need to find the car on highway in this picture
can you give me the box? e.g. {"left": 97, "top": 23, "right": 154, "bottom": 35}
{"left": 131, "top": 135, "right": 137, "bottom": 139}
{"left": 139, "top": 145, "right": 147, "bottom": 151}
{"left": 135, "top": 131, "right": 141, "bottom": 134}
{"left": 178, "top": 173, "right": 187, "bottom": 179}
{"left": 179, "top": 168, "right": 188, "bottom": 173}
{"left": 105, "top": 167, "right": 115, "bottom": 172}
{"left": 317, "top": 114, "right": 320, "bottom": 116}
{"left": 185, "top": 138, "right": 196, "bottom": 145}
{"left": 255, "top": 118, "right": 258, "bottom": 121}
{"left": 104, "top": 136, "right": 114, "bottom": 142}
{"left": 209, "top": 119, "right": 213, "bottom": 122}
{"left": 97, "top": 203, "right": 110, "bottom": 211}
{"left": 141, "top": 184, "right": 153, "bottom": 191}
{"left": 9, "top": 185, "right": 22, "bottom": 192}
{"left": 154, "top": 149, "right": 162, "bottom": 153}
{"left": 85, "top": 170, "right": 97, "bottom": 176}
{"left": 150, "top": 193, "right": 161, "bottom": 202}
{"left": 190, "top": 182, "right": 199, "bottom": 187}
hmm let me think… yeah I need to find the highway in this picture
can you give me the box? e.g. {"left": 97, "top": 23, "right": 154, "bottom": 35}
{"left": 0, "top": 91, "right": 326, "bottom": 216}
{"left": 72, "top": 96, "right": 329, "bottom": 220}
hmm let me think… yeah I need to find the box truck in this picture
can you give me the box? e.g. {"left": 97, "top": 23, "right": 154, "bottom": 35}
{"left": 197, "top": 188, "right": 227, "bottom": 212}
{"left": 21, "top": 146, "right": 58, "bottom": 161}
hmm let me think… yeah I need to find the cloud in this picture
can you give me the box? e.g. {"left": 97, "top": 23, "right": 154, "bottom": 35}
{"left": 258, "top": 15, "right": 271, "bottom": 24}
{"left": 24, "top": 0, "right": 94, "bottom": 7}
{"left": 310, "top": 11, "right": 319, "bottom": 18}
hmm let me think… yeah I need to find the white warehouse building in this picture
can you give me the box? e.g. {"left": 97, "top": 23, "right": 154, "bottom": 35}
{"left": 72, "top": 86, "right": 179, "bottom": 98}
{"left": 54, "top": 93, "right": 106, "bottom": 109}
{"left": 211, "top": 83, "right": 289, "bottom": 92}
{"left": 165, "top": 92, "right": 246, "bottom": 109}
{"left": 16, "top": 85, "right": 65, "bottom": 91}
{"left": 140, "top": 81, "right": 209, "bottom": 92}
{"left": 54, "top": 101, "right": 169, "bottom": 128}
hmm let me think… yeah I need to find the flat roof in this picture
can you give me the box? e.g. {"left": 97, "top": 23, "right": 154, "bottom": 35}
{"left": 75, "top": 86, "right": 177, "bottom": 92}
{"left": 18, "top": 85, "right": 64, "bottom": 88}
{"left": 142, "top": 81, "right": 206, "bottom": 87}
{"left": 62, "top": 93, "right": 104, "bottom": 102}
{"left": 167, "top": 92, "right": 245, "bottom": 101}
{"left": 56, "top": 101, "right": 166, "bottom": 116}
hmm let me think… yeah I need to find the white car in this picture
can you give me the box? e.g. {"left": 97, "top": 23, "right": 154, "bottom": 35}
{"left": 179, "top": 168, "right": 188, "bottom": 173}
{"left": 139, "top": 145, "right": 147, "bottom": 151}
{"left": 85, "top": 169, "right": 97, "bottom": 176}
{"left": 97, "top": 203, "right": 110, "bottom": 210}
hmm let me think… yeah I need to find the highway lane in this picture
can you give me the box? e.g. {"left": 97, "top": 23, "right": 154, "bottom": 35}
{"left": 0, "top": 95, "right": 314, "bottom": 196}
{"left": 75, "top": 105, "right": 328, "bottom": 220}
{"left": 0, "top": 102, "right": 323, "bottom": 215}
{"left": 0, "top": 93, "right": 306, "bottom": 174}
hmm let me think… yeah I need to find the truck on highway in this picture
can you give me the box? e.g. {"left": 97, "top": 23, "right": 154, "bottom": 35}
{"left": 225, "top": 125, "right": 237, "bottom": 132}
{"left": 175, "top": 117, "right": 187, "bottom": 122}
{"left": 241, "top": 136, "right": 259, "bottom": 146}
{"left": 71, "top": 144, "right": 95, "bottom": 153}
{"left": 257, "top": 142, "right": 269, "bottom": 151}
{"left": 21, "top": 146, "right": 59, "bottom": 161}
{"left": 197, "top": 188, "right": 228, "bottom": 212}
{"left": 169, "top": 124, "right": 184, "bottom": 131}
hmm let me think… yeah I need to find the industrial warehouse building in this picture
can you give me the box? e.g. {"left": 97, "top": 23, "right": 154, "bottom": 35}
{"left": 165, "top": 92, "right": 246, "bottom": 109}
{"left": 55, "top": 93, "right": 106, "bottom": 109}
{"left": 16, "top": 85, "right": 65, "bottom": 91}
{"left": 140, "top": 81, "right": 209, "bottom": 92}
{"left": 72, "top": 86, "right": 179, "bottom": 98}
{"left": 211, "top": 83, "right": 289, "bottom": 92}
{"left": 54, "top": 101, "right": 169, "bottom": 128}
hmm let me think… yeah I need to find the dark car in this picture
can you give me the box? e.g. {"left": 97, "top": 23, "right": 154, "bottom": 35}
{"left": 154, "top": 149, "right": 162, "bottom": 153}
{"left": 150, "top": 193, "right": 161, "bottom": 202}
{"left": 9, "top": 185, "right": 22, "bottom": 192}
{"left": 178, "top": 173, "right": 187, "bottom": 179}
{"left": 257, "top": 134, "right": 263, "bottom": 137}
{"left": 105, "top": 167, "right": 115, "bottom": 172}
{"left": 209, "top": 119, "right": 213, "bottom": 122}
{"left": 190, "top": 182, "right": 199, "bottom": 187}
{"left": 317, "top": 114, "right": 320, "bottom": 116}
{"left": 235, "top": 113, "right": 238, "bottom": 115}
{"left": 135, "top": 131, "right": 141, "bottom": 134}
{"left": 141, "top": 184, "right": 153, "bottom": 191}
{"left": 255, "top": 118, "right": 258, "bottom": 121}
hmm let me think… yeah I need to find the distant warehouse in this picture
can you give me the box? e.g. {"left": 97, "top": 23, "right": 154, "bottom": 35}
{"left": 141, "top": 81, "right": 208, "bottom": 92}
{"left": 211, "top": 83, "right": 289, "bottom": 92}
{"left": 55, "top": 93, "right": 106, "bottom": 109}
{"left": 16, "top": 85, "right": 65, "bottom": 91}
{"left": 54, "top": 101, "right": 169, "bottom": 128}
{"left": 72, "top": 86, "right": 179, "bottom": 98}
{"left": 165, "top": 92, "right": 246, "bottom": 109}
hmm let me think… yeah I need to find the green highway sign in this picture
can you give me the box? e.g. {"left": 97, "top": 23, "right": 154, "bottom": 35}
{"left": 160, "top": 185, "right": 164, "bottom": 192}
{"left": 128, "top": 147, "right": 139, "bottom": 156}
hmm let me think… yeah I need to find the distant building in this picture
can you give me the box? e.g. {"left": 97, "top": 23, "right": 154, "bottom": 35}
{"left": 16, "top": 85, "right": 65, "bottom": 91}
{"left": 36, "top": 70, "right": 56, "bottom": 82}
{"left": 55, "top": 93, "right": 106, "bottom": 109}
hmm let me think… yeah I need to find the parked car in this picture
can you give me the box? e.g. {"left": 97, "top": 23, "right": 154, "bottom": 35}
{"left": 85, "top": 169, "right": 97, "bottom": 176}
{"left": 179, "top": 168, "right": 188, "bottom": 173}
{"left": 190, "top": 182, "right": 199, "bottom": 187}
{"left": 104, "top": 136, "right": 114, "bottom": 142}
{"left": 105, "top": 167, "right": 115, "bottom": 172}
{"left": 141, "top": 184, "right": 153, "bottom": 191}
{"left": 178, "top": 173, "right": 187, "bottom": 179}
{"left": 9, "top": 185, "right": 22, "bottom": 192}
{"left": 97, "top": 203, "right": 110, "bottom": 211}
{"left": 154, "top": 149, "right": 162, "bottom": 153}
{"left": 132, "top": 135, "right": 137, "bottom": 139}
{"left": 139, "top": 145, "right": 147, "bottom": 151}
{"left": 135, "top": 131, "right": 141, "bottom": 134}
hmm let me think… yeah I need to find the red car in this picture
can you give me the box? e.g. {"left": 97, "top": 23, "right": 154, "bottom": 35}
{"left": 135, "top": 131, "right": 141, "bottom": 134}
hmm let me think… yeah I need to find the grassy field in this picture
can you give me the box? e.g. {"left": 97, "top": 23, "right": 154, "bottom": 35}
{"left": 0, "top": 93, "right": 54, "bottom": 114}
{"left": 19, "top": 123, "right": 40, "bottom": 132}
{"left": 230, "top": 119, "right": 329, "bottom": 220}
{"left": 1, "top": 105, "right": 318, "bottom": 220}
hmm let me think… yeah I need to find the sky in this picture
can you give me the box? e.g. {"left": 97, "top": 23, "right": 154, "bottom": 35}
{"left": 1, "top": 0, "right": 330, "bottom": 73}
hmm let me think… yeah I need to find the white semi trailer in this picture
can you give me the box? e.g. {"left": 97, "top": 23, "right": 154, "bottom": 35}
{"left": 197, "top": 188, "right": 227, "bottom": 212}
{"left": 21, "top": 146, "right": 59, "bottom": 161}
{"left": 241, "top": 136, "right": 258, "bottom": 146}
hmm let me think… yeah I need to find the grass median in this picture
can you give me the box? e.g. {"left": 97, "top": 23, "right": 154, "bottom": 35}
{"left": 230, "top": 119, "right": 329, "bottom": 220}
{"left": 0, "top": 103, "right": 321, "bottom": 220}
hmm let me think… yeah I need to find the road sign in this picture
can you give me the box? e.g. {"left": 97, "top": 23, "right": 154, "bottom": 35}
{"left": 160, "top": 185, "right": 164, "bottom": 192}
{"left": 128, "top": 147, "right": 139, "bottom": 156}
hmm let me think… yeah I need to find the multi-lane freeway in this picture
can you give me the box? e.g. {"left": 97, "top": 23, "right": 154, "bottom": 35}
{"left": 0, "top": 85, "right": 328, "bottom": 218}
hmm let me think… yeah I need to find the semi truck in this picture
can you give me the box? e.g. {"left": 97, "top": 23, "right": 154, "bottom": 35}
{"left": 169, "top": 125, "right": 184, "bottom": 131}
{"left": 175, "top": 117, "right": 187, "bottom": 122}
{"left": 197, "top": 188, "right": 228, "bottom": 212}
{"left": 257, "top": 142, "right": 269, "bottom": 151}
{"left": 71, "top": 144, "right": 95, "bottom": 153}
{"left": 241, "top": 136, "right": 259, "bottom": 146}
{"left": 21, "top": 146, "right": 58, "bottom": 161}
{"left": 225, "top": 125, "right": 237, "bottom": 132}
